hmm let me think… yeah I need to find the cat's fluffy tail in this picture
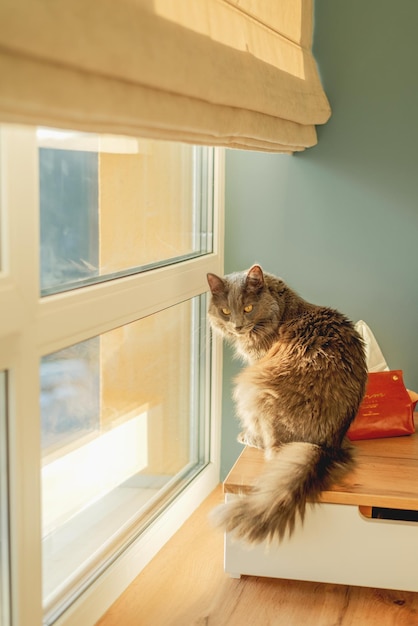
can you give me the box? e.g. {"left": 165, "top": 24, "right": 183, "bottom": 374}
{"left": 214, "top": 441, "right": 354, "bottom": 544}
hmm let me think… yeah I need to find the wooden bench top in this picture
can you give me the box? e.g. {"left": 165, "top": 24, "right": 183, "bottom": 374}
{"left": 224, "top": 414, "right": 418, "bottom": 511}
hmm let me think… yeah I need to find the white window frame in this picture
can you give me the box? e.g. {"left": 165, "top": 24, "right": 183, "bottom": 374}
{"left": 0, "top": 125, "right": 224, "bottom": 626}
{"left": 0, "top": 371, "right": 11, "bottom": 626}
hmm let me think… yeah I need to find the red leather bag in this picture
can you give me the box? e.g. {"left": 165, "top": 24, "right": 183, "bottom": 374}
{"left": 347, "top": 370, "right": 418, "bottom": 441}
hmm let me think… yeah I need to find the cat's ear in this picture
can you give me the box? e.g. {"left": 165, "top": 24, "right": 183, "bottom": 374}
{"left": 246, "top": 265, "right": 264, "bottom": 293}
{"left": 207, "top": 273, "right": 225, "bottom": 296}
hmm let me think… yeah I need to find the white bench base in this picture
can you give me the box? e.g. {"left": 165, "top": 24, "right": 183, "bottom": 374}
{"left": 225, "top": 495, "right": 418, "bottom": 591}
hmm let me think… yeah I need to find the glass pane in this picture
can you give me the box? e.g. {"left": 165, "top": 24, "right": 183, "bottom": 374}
{"left": 38, "top": 129, "right": 213, "bottom": 296}
{"left": 0, "top": 372, "right": 10, "bottom": 626}
{"left": 41, "top": 296, "right": 209, "bottom": 619}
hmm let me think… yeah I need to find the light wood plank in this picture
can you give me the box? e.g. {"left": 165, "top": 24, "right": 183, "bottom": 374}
{"left": 224, "top": 414, "right": 418, "bottom": 510}
{"left": 97, "top": 485, "right": 418, "bottom": 626}
{"left": 96, "top": 486, "right": 226, "bottom": 626}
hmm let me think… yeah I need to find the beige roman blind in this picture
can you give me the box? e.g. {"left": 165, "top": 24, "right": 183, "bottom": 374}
{"left": 0, "top": 0, "right": 331, "bottom": 153}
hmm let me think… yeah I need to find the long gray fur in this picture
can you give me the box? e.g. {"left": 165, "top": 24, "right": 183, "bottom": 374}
{"left": 207, "top": 265, "right": 367, "bottom": 544}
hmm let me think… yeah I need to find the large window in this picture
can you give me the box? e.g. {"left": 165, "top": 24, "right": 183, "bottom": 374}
{"left": 0, "top": 126, "right": 223, "bottom": 626}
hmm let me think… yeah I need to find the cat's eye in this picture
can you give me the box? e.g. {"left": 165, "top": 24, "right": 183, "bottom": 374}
{"left": 221, "top": 307, "right": 231, "bottom": 316}
{"left": 244, "top": 304, "right": 253, "bottom": 313}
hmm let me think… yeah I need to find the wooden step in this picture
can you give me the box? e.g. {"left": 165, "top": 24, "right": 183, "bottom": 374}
{"left": 224, "top": 414, "right": 418, "bottom": 510}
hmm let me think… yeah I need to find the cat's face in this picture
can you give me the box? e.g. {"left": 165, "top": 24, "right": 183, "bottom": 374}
{"left": 206, "top": 265, "right": 280, "bottom": 347}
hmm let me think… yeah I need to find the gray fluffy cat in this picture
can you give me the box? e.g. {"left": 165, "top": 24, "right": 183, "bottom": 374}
{"left": 207, "top": 264, "right": 367, "bottom": 543}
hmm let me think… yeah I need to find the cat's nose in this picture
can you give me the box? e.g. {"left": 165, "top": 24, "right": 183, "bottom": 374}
{"left": 235, "top": 325, "right": 243, "bottom": 332}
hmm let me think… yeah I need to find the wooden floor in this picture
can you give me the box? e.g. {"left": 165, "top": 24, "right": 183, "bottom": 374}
{"left": 97, "top": 485, "right": 418, "bottom": 626}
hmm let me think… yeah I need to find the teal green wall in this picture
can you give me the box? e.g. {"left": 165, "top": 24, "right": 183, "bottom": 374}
{"left": 221, "top": 0, "right": 418, "bottom": 479}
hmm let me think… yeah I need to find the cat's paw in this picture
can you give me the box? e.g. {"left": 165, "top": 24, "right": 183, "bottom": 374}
{"left": 237, "top": 431, "right": 263, "bottom": 449}
{"left": 237, "top": 431, "right": 247, "bottom": 445}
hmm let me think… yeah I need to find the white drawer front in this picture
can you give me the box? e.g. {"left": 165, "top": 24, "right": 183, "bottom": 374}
{"left": 224, "top": 495, "right": 418, "bottom": 591}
